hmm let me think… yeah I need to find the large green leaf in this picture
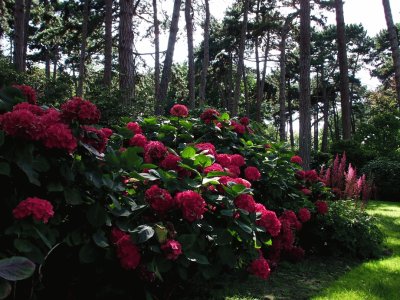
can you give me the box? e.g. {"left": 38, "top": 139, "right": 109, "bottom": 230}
{"left": 64, "top": 187, "right": 83, "bottom": 205}
{"left": 177, "top": 234, "right": 197, "bottom": 251}
{"left": 0, "top": 257, "right": 35, "bottom": 281}
{"left": 130, "top": 225, "right": 154, "bottom": 244}
{"left": 79, "top": 242, "right": 99, "bottom": 263}
{"left": 86, "top": 202, "right": 107, "bottom": 227}
{"left": 181, "top": 146, "right": 196, "bottom": 159}
{"left": 0, "top": 278, "right": 11, "bottom": 300}
{"left": 0, "top": 162, "right": 10, "bottom": 176}
{"left": 185, "top": 251, "right": 209, "bottom": 265}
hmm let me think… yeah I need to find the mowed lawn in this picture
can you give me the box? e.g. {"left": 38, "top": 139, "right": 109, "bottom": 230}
{"left": 211, "top": 201, "right": 400, "bottom": 300}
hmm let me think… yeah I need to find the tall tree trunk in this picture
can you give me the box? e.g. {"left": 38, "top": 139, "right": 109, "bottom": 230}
{"left": 299, "top": 0, "right": 311, "bottom": 170}
{"left": 53, "top": 47, "right": 57, "bottom": 81}
{"left": 14, "top": 0, "right": 25, "bottom": 72}
{"left": 185, "top": 0, "right": 195, "bottom": 109}
{"left": 232, "top": 0, "right": 249, "bottom": 116}
{"left": 256, "top": 32, "right": 270, "bottom": 122}
{"left": 279, "top": 30, "right": 287, "bottom": 142}
{"left": 77, "top": 0, "right": 89, "bottom": 97}
{"left": 153, "top": 0, "right": 160, "bottom": 102}
{"left": 243, "top": 67, "right": 249, "bottom": 115}
{"left": 199, "top": 0, "right": 210, "bottom": 106}
{"left": 321, "top": 66, "right": 329, "bottom": 152}
{"left": 288, "top": 79, "right": 295, "bottom": 148}
{"left": 254, "top": 0, "right": 261, "bottom": 117}
{"left": 382, "top": 0, "right": 400, "bottom": 106}
{"left": 43, "top": 0, "right": 50, "bottom": 81}
{"left": 103, "top": 0, "right": 113, "bottom": 86}
{"left": 335, "top": 0, "right": 352, "bottom": 140}
{"left": 22, "top": 0, "right": 31, "bottom": 71}
{"left": 314, "top": 104, "right": 319, "bottom": 151}
{"left": 45, "top": 52, "right": 50, "bottom": 80}
{"left": 119, "top": 0, "right": 135, "bottom": 106}
{"left": 155, "top": 0, "right": 182, "bottom": 115}
{"left": 227, "top": 52, "right": 233, "bottom": 111}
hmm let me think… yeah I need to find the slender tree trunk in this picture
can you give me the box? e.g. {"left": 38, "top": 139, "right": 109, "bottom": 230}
{"left": 14, "top": 0, "right": 25, "bottom": 72}
{"left": 299, "top": 0, "right": 312, "bottom": 170}
{"left": 382, "top": 0, "right": 400, "bottom": 106}
{"left": 119, "top": 0, "right": 135, "bottom": 106}
{"left": 279, "top": 30, "right": 287, "bottom": 142}
{"left": 199, "top": 0, "right": 210, "bottom": 106}
{"left": 52, "top": 47, "right": 57, "bottom": 81}
{"left": 22, "top": 0, "right": 31, "bottom": 71}
{"left": 43, "top": 0, "right": 50, "bottom": 81}
{"left": 288, "top": 79, "right": 295, "bottom": 148}
{"left": 314, "top": 104, "right": 319, "bottom": 151}
{"left": 156, "top": 0, "right": 182, "bottom": 115}
{"left": 45, "top": 52, "right": 50, "bottom": 80}
{"left": 153, "top": 0, "right": 160, "bottom": 102}
{"left": 333, "top": 97, "right": 340, "bottom": 141}
{"left": 256, "top": 32, "right": 270, "bottom": 122}
{"left": 185, "top": 0, "right": 195, "bottom": 109}
{"left": 232, "top": 0, "right": 249, "bottom": 116}
{"left": 321, "top": 66, "right": 329, "bottom": 152}
{"left": 243, "top": 67, "right": 249, "bottom": 115}
{"left": 227, "top": 52, "right": 233, "bottom": 111}
{"left": 103, "top": 0, "right": 113, "bottom": 86}
{"left": 77, "top": 0, "right": 89, "bottom": 97}
{"left": 335, "top": 0, "right": 352, "bottom": 140}
{"left": 254, "top": 0, "right": 261, "bottom": 115}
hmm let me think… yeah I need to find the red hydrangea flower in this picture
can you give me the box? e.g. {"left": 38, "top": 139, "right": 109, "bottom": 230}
{"left": 231, "top": 121, "right": 246, "bottom": 134}
{"left": 101, "top": 128, "right": 113, "bottom": 138}
{"left": 13, "top": 197, "right": 54, "bottom": 223}
{"left": 295, "top": 170, "right": 306, "bottom": 180}
{"left": 244, "top": 166, "right": 261, "bottom": 181}
{"left": 129, "top": 133, "right": 148, "bottom": 148}
{"left": 301, "top": 188, "right": 312, "bottom": 196}
{"left": 160, "top": 153, "right": 182, "bottom": 170}
{"left": 240, "top": 116, "right": 250, "bottom": 126}
{"left": 298, "top": 208, "right": 311, "bottom": 223}
{"left": 61, "top": 97, "right": 100, "bottom": 124}
{"left": 145, "top": 185, "right": 175, "bottom": 214}
{"left": 200, "top": 108, "right": 220, "bottom": 124}
{"left": 264, "top": 144, "right": 272, "bottom": 149}
{"left": 204, "top": 163, "right": 224, "bottom": 174}
{"left": 232, "top": 177, "right": 252, "bottom": 188}
{"left": 290, "top": 155, "right": 303, "bottom": 165}
{"left": 110, "top": 227, "right": 126, "bottom": 244}
{"left": 216, "top": 154, "right": 231, "bottom": 167}
{"left": 305, "top": 170, "right": 318, "bottom": 182}
{"left": 126, "top": 122, "right": 142, "bottom": 134}
{"left": 195, "top": 143, "right": 216, "bottom": 156}
{"left": 175, "top": 190, "right": 207, "bottom": 222}
{"left": 161, "top": 240, "right": 182, "bottom": 260}
{"left": 315, "top": 200, "right": 329, "bottom": 215}
{"left": 226, "top": 164, "right": 241, "bottom": 177}
{"left": 1, "top": 110, "right": 43, "bottom": 140}
{"left": 277, "top": 219, "right": 295, "bottom": 250}
{"left": 40, "top": 108, "right": 61, "bottom": 125}
{"left": 234, "top": 194, "right": 256, "bottom": 213}
{"left": 42, "top": 123, "right": 77, "bottom": 153}
{"left": 248, "top": 256, "right": 270, "bottom": 280}
{"left": 280, "top": 210, "right": 302, "bottom": 230}
{"left": 13, "top": 84, "right": 37, "bottom": 104}
{"left": 13, "top": 102, "right": 44, "bottom": 115}
{"left": 144, "top": 141, "right": 168, "bottom": 163}
{"left": 113, "top": 231, "right": 141, "bottom": 270}
{"left": 230, "top": 154, "right": 245, "bottom": 167}
{"left": 170, "top": 104, "right": 189, "bottom": 117}
{"left": 80, "top": 126, "right": 108, "bottom": 153}
{"left": 255, "top": 203, "right": 281, "bottom": 237}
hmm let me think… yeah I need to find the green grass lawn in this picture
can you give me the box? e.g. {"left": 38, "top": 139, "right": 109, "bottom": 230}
{"left": 208, "top": 201, "right": 400, "bottom": 300}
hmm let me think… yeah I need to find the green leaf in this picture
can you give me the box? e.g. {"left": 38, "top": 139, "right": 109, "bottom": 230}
{"left": 194, "top": 154, "right": 213, "bottom": 168}
{"left": 0, "top": 278, "right": 12, "bottom": 300}
{"left": 202, "top": 177, "right": 220, "bottom": 185}
{"left": 64, "top": 187, "right": 83, "bottom": 205}
{"left": 14, "top": 240, "right": 34, "bottom": 253}
{"left": 0, "top": 162, "right": 10, "bottom": 176}
{"left": 177, "top": 234, "right": 197, "bottom": 251}
{"left": 121, "top": 147, "right": 143, "bottom": 170}
{"left": 143, "top": 117, "right": 157, "bottom": 125}
{"left": 79, "top": 243, "right": 99, "bottom": 263}
{"left": 86, "top": 203, "right": 107, "bottom": 227}
{"left": 220, "top": 209, "right": 234, "bottom": 217}
{"left": 217, "top": 246, "right": 236, "bottom": 267}
{"left": 181, "top": 146, "right": 196, "bottom": 159}
{"left": 130, "top": 225, "right": 154, "bottom": 244}
{"left": 219, "top": 112, "right": 230, "bottom": 121}
{"left": 0, "top": 131, "right": 4, "bottom": 146}
{"left": 92, "top": 230, "right": 109, "bottom": 248}
{"left": 160, "top": 124, "right": 177, "bottom": 132}
{"left": 16, "top": 160, "right": 40, "bottom": 186}
{"left": 33, "top": 227, "right": 53, "bottom": 249}
{"left": 0, "top": 257, "right": 35, "bottom": 281}
{"left": 185, "top": 251, "right": 209, "bottom": 265}
{"left": 47, "top": 182, "right": 64, "bottom": 192}
{"left": 235, "top": 220, "right": 253, "bottom": 234}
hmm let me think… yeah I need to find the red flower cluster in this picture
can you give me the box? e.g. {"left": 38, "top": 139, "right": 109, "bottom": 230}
{"left": 61, "top": 97, "right": 100, "bottom": 124}
{"left": 101, "top": 128, "right": 113, "bottom": 138}
{"left": 301, "top": 188, "right": 312, "bottom": 196}
{"left": 175, "top": 190, "right": 207, "bottom": 222}
{"left": 111, "top": 228, "right": 141, "bottom": 270}
{"left": 255, "top": 203, "right": 281, "bottom": 237}
{"left": 231, "top": 121, "right": 246, "bottom": 134}
{"left": 13, "top": 85, "right": 37, "bottom": 104}
{"left": 170, "top": 104, "right": 189, "bottom": 117}
{"left": 290, "top": 155, "right": 303, "bottom": 165}
{"left": 80, "top": 126, "right": 109, "bottom": 153}
{"left": 195, "top": 143, "right": 217, "bottom": 156}
{"left": 129, "top": 134, "right": 148, "bottom": 148}
{"left": 315, "top": 200, "right": 329, "bottom": 214}
{"left": 230, "top": 154, "right": 245, "bottom": 167}
{"left": 200, "top": 108, "right": 220, "bottom": 124}
{"left": 298, "top": 208, "right": 311, "bottom": 223}
{"left": 161, "top": 240, "right": 182, "bottom": 260}
{"left": 248, "top": 256, "right": 270, "bottom": 280}
{"left": 127, "top": 122, "right": 142, "bottom": 134}
{"left": 1, "top": 109, "right": 43, "bottom": 140}
{"left": 160, "top": 153, "right": 181, "bottom": 171}
{"left": 234, "top": 194, "right": 256, "bottom": 213}
{"left": 218, "top": 176, "right": 251, "bottom": 188}
{"left": 280, "top": 210, "right": 302, "bottom": 230}
{"left": 239, "top": 116, "right": 250, "bottom": 126}
{"left": 13, "top": 197, "right": 54, "bottom": 223}
{"left": 145, "top": 185, "right": 175, "bottom": 214}
{"left": 144, "top": 141, "right": 168, "bottom": 163}
{"left": 204, "top": 163, "right": 224, "bottom": 174}
{"left": 244, "top": 166, "right": 261, "bottom": 181}
{"left": 43, "top": 123, "right": 77, "bottom": 153}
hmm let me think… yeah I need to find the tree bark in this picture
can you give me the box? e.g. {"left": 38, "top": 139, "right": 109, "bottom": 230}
{"left": 153, "top": 0, "right": 160, "bottom": 102}
{"left": 321, "top": 66, "right": 329, "bottom": 152}
{"left": 256, "top": 33, "right": 270, "bottom": 122}
{"left": 382, "top": 0, "right": 400, "bottom": 106}
{"left": 119, "top": 0, "right": 135, "bottom": 106}
{"left": 232, "top": 0, "right": 249, "bottom": 116}
{"left": 288, "top": 79, "right": 295, "bottom": 149}
{"left": 53, "top": 47, "right": 57, "bottom": 81}
{"left": 14, "top": 0, "right": 25, "bottom": 72}
{"left": 299, "top": 0, "right": 312, "bottom": 170}
{"left": 22, "top": 0, "right": 31, "bottom": 71}
{"left": 335, "top": 0, "right": 352, "bottom": 140}
{"left": 185, "top": 0, "right": 195, "bottom": 109}
{"left": 243, "top": 67, "right": 249, "bottom": 115}
{"left": 279, "top": 30, "right": 287, "bottom": 142}
{"left": 156, "top": 0, "right": 182, "bottom": 115}
{"left": 77, "top": 0, "right": 89, "bottom": 97}
{"left": 199, "top": 0, "right": 210, "bottom": 106}
{"left": 103, "top": 0, "right": 113, "bottom": 86}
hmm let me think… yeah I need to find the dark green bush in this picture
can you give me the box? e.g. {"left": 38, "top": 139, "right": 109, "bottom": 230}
{"left": 299, "top": 200, "right": 384, "bottom": 259}
{"left": 362, "top": 158, "right": 400, "bottom": 201}
{"left": 330, "top": 140, "right": 375, "bottom": 169}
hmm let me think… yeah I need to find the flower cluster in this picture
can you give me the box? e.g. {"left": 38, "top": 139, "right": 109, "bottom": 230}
{"left": 61, "top": 97, "right": 101, "bottom": 124}
{"left": 13, "top": 84, "right": 37, "bottom": 104}
{"left": 200, "top": 108, "right": 220, "bottom": 124}
{"left": 175, "top": 190, "right": 207, "bottom": 222}
{"left": 170, "top": 104, "right": 189, "bottom": 117}
{"left": 145, "top": 185, "right": 175, "bottom": 214}
{"left": 13, "top": 197, "right": 54, "bottom": 223}
{"left": 161, "top": 240, "right": 182, "bottom": 260}
{"left": 248, "top": 256, "right": 270, "bottom": 280}
{"left": 111, "top": 228, "right": 141, "bottom": 270}
{"left": 315, "top": 200, "right": 329, "bottom": 214}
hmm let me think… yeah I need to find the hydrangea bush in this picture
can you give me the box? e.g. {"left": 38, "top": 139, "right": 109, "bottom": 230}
{"left": 0, "top": 85, "right": 352, "bottom": 299}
